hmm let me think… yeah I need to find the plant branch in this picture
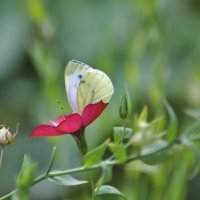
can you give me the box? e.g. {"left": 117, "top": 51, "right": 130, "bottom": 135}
{"left": 0, "top": 140, "right": 177, "bottom": 200}
{"left": 45, "top": 146, "right": 57, "bottom": 175}
{"left": 0, "top": 146, "right": 4, "bottom": 170}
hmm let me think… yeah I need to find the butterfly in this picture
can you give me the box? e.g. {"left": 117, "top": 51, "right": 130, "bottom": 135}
{"left": 65, "top": 60, "right": 114, "bottom": 114}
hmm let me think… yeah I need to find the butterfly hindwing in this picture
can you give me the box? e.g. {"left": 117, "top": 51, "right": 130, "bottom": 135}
{"left": 77, "top": 69, "right": 114, "bottom": 113}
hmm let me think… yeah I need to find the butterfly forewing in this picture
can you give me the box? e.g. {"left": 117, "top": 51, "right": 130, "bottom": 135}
{"left": 65, "top": 60, "right": 92, "bottom": 112}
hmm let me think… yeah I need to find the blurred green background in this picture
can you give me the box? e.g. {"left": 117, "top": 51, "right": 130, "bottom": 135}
{"left": 0, "top": 0, "right": 200, "bottom": 199}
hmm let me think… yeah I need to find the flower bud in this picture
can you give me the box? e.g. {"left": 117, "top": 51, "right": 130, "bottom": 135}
{"left": 119, "top": 93, "right": 128, "bottom": 120}
{"left": 0, "top": 126, "right": 17, "bottom": 146}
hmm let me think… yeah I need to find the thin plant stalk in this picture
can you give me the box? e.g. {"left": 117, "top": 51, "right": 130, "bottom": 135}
{"left": 0, "top": 146, "right": 4, "bottom": 170}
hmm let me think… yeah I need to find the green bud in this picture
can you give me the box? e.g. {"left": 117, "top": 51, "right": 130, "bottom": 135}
{"left": 119, "top": 93, "right": 128, "bottom": 120}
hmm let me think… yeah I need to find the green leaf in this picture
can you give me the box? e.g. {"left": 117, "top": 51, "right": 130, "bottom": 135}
{"left": 96, "top": 164, "right": 113, "bottom": 186}
{"left": 140, "top": 140, "right": 173, "bottom": 165}
{"left": 17, "top": 155, "right": 38, "bottom": 188}
{"left": 113, "top": 127, "right": 133, "bottom": 143}
{"left": 84, "top": 140, "right": 109, "bottom": 166}
{"left": 164, "top": 100, "right": 177, "bottom": 142}
{"left": 139, "top": 105, "right": 148, "bottom": 122}
{"left": 109, "top": 143, "right": 127, "bottom": 163}
{"left": 16, "top": 155, "right": 38, "bottom": 200}
{"left": 149, "top": 116, "right": 165, "bottom": 131}
{"left": 183, "top": 118, "right": 200, "bottom": 137}
{"left": 48, "top": 175, "right": 88, "bottom": 186}
{"left": 95, "top": 185, "right": 127, "bottom": 199}
{"left": 141, "top": 140, "right": 168, "bottom": 156}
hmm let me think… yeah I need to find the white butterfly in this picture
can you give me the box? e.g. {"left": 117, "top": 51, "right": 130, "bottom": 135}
{"left": 65, "top": 60, "right": 114, "bottom": 114}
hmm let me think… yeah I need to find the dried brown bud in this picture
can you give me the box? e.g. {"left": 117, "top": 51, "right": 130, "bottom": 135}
{"left": 0, "top": 125, "right": 18, "bottom": 146}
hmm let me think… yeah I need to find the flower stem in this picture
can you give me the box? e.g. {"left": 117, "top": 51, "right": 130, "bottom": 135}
{"left": 88, "top": 172, "right": 95, "bottom": 200}
{"left": 45, "top": 146, "right": 57, "bottom": 175}
{"left": 0, "top": 146, "right": 4, "bottom": 170}
{"left": 74, "top": 129, "right": 88, "bottom": 155}
{"left": 121, "top": 119, "right": 126, "bottom": 144}
{"left": 0, "top": 189, "right": 17, "bottom": 200}
{"left": 123, "top": 119, "right": 126, "bottom": 140}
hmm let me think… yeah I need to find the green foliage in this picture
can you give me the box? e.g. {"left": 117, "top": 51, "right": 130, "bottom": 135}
{"left": 113, "top": 127, "right": 133, "bottom": 144}
{"left": 48, "top": 175, "right": 88, "bottom": 186}
{"left": 17, "top": 155, "right": 37, "bottom": 188}
{"left": 164, "top": 101, "right": 178, "bottom": 142}
{"left": 84, "top": 140, "right": 109, "bottom": 167}
{"left": 131, "top": 105, "right": 166, "bottom": 147}
{"left": 15, "top": 155, "right": 38, "bottom": 200}
{"left": 1, "top": 0, "right": 200, "bottom": 199}
{"left": 94, "top": 185, "right": 127, "bottom": 200}
{"left": 1, "top": 104, "right": 200, "bottom": 200}
{"left": 108, "top": 143, "right": 127, "bottom": 163}
{"left": 96, "top": 164, "right": 113, "bottom": 187}
{"left": 140, "top": 140, "right": 174, "bottom": 165}
{"left": 138, "top": 104, "right": 148, "bottom": 123}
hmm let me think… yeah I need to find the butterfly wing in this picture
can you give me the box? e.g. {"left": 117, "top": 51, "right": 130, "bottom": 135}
{"left": 76, "top": 69, "right": 114, "bottom": 114}
{"left": 65, "top": 60, "right": 114, "bottom": 114}
{"left": 65, "top": 60, "right": 92, "bottom": 112}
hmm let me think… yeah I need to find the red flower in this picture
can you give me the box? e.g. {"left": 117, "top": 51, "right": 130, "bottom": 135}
{"left": 29, "top": 60, "right": 114, "bottom": 153}
{"left": 29, "top": 101, "right": 107, "bottom": 138}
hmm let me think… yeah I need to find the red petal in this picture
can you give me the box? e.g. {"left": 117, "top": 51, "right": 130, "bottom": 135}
{"left": 49, "top": 115, "right": 67, "bottom": 126}
{"left": 82, "top": 101, "right": 108, "bottom": 126}
{"left": 57, "top": 113, "right": 83, "bottom": 133}
{"left": 29, "top": 125, "right": 65, "bottom": 137}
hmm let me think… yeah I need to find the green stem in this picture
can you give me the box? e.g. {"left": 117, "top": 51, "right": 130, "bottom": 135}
{"left": 74, "top": 128, "right": 88, "bottom": 155}
{"left": 45, "top": 146, "right": 57, "bottom": 175}
{"left": 89, "top": 172, "right": 95, "bottom": 200}
{"left": 121, "top": 119, "right": 126, "bottom": 144}
{"left": 0, "top": 189, "right": 17, "bottom": 200}
{"left": 0, "top": 146, "right": 4, "bottom": 170}
{"left": 0, "top": 141, "right": 176, "bottom": 200}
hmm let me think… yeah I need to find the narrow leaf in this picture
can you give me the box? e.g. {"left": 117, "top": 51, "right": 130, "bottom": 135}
{"left": 96, "top": 164, "right": 113, "bottom": 186}
{"left": 183, "top": 118, "right": 200, "bottom": 136}
{"left": 16, "top": 155, "right": 38, "bottom": 200}
{"left": 164, "top": 101, "right": 177, "bottom": 142}
{"left": 140, "top": 140, "right": 173, "bottom": 165}
{"left": 139, "top": 105, "right": 148, "bottom": 122}
{"left": 17, "top": 155, "right": 38, "bottom": 187}
{"left": 95, "top": 185, "right": 127, "bottom": 199}
{"left": 109, "top": 143, "right": 127, "bottom": 163}
{"left": 114, "top": 127, "right": 133, "bottom": 143}
{"left": 48, "top": 175, "right": 88, "bottom": 186}
{"left": 84, "top": 140, "right": 109, "bottom": 166}
{"left": 140, "top": 140, "right": 168, "bottom": 156}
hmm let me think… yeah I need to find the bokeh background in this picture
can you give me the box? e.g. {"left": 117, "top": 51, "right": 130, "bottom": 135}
{"left": 0, "top": 0, "right": 200, "bottom": 199}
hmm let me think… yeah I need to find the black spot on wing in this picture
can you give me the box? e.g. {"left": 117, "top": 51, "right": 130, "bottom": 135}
{"left": 78, "top": 74, "right": 82, "bottom": 79}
